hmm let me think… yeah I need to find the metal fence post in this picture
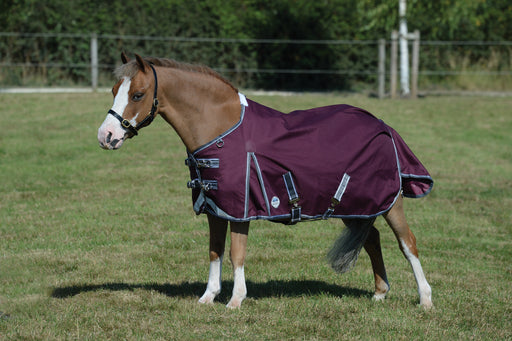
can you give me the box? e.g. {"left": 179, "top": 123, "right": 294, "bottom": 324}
{"left": 90, "top": 33, "right": 98, "bottom": 91}
{"left": 378, "top": 39, "right": 386, "bottom": 99}
{"left": 390, "top": 31, "right": 398, "bottom": 99}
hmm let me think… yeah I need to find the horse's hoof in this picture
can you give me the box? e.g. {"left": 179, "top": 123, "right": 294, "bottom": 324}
{"left": 226, "top": 297, "right": 244, "bottom": 309}
{"left": 198, "top": 293, "right": 216, "bottom": 305}
{"left": 372, "top": 293, "right": 387, "bottom": 302}
{"left": 420, "top": 299, "right": 433, "bottom": 310}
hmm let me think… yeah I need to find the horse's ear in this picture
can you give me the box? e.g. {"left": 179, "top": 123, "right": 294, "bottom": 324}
{"left": 135, "top": 54, "right": 146, "bottom": 72}
{"left": 121, "top": 51, "right": 130, "bottom": 64}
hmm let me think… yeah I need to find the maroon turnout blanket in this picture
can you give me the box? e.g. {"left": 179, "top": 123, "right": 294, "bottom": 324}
{"left": 187, "top": 94, "right": 433, "bottom": 223}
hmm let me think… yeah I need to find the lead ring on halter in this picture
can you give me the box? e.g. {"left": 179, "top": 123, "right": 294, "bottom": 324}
{"left": 107, "top": 63, "right": 159, "bottom": 138}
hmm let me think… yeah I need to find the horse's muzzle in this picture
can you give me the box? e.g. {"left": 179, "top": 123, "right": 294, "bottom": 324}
{"left": 98, "top": 131, "right": 125, "bottom": 150}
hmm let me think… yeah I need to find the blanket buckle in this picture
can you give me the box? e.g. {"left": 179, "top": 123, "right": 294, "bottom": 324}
{"left": 187, "top": 179, "right": 218, "bottom": 192}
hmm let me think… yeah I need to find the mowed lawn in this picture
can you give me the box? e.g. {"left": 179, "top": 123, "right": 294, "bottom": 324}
{"left": 0, "top": 91, "right": 511, "bottom": 340}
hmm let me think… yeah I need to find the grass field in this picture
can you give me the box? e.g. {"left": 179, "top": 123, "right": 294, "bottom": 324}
{"left": 0, "top": 91, "right": 511, "bottom": 340}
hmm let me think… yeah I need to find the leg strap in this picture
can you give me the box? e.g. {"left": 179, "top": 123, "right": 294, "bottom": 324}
{"left": 323, "top": 173, "right": 351, "bottom": 219}
{"left": 283, "top": 172, "right": 301, "bottom": 224}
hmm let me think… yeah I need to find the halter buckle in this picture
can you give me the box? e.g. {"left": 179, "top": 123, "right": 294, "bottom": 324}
{"left": 121, "top": 119, "right": 132, "bottom": 129}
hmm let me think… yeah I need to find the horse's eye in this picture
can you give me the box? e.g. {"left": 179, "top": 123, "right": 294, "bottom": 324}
{"left": 132, "top": 92, "right": 144, "bottom": 102}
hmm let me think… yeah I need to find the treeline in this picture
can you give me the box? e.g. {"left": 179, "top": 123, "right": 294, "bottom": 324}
{"left": 1, "top": 0, "right": 511, "bottom": 90}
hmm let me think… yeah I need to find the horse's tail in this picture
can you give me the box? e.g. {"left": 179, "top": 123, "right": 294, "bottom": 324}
{"left": 328, "top": 219, "right": 375, "bottom": 274}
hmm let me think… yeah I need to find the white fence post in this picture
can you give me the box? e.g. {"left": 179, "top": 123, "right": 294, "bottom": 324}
{"left": 90, "top": 33, "right": 98, "bottom": 91}
{"left": 399, "top": 0, "right": 410, "bottom": 96}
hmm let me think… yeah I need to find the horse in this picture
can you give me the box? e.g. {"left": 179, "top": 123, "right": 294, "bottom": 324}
{"left": 97, "top": 53, "right": 433, "bottom": 309}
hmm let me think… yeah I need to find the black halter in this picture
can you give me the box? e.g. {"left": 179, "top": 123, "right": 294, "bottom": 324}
{"left": 108, "top": 63, "right": 159, "bottom": 138}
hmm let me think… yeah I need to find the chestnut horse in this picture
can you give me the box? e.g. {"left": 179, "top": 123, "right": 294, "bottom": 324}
{"left": 98, "top": 53, "right": 433, "bottom": 309}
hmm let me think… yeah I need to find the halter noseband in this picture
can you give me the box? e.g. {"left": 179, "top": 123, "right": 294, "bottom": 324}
{"left": 108, "top": 63, "right": 159, "bottom": 138}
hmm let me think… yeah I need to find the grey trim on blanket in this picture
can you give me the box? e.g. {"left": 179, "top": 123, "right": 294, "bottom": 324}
{"left": 201, "top": 198, "right": 401, "bottom": 222}
{"left": 251, "top": 153, "right": 271, "bottom": 217}
{"left": 199, "top": 189, "right": 402, "bottom": 223}
{"left": 244, "top": 152, "right": 251, "bottom": 219}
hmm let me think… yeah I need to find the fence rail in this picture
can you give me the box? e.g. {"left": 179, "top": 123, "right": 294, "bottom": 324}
{"left": 1, "top": 32, "right": 511, "bottom": 95}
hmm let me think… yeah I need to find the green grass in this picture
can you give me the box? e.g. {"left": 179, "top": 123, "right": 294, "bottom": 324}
{"left": 0, "top": 92, "right": 511, "bottom": 340}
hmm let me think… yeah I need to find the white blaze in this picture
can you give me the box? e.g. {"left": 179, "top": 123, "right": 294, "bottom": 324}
{"left": 113, "top": 77, "right": 139, "bottom": 128}
{"left": 112, "top": 76, "right": 131, "bottom": 115}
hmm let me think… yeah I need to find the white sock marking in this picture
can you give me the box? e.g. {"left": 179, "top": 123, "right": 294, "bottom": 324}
{"left": 227, "top": 266, "right": 247, "bottom": 308}
{"left": 199, "top": 256, "right": 223, "bottom": 304}
{"left": 232, "top": 266, "right": 246, "bottom": 297}
{"left": 400, "top": 239, "right": 432, "bottom": 305}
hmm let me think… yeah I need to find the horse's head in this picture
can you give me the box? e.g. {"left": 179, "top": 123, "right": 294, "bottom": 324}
{"left": 98, "top": 53, "right": 159, "bottom": 150}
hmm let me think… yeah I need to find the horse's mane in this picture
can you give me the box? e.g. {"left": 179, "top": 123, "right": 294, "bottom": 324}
{"left": 114, "top": 57, "right": 238, "bottom": 91}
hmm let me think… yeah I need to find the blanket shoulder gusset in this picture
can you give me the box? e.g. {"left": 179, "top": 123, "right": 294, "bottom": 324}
{"left": 187, "top": 97, "right": 433, "bottom": 223}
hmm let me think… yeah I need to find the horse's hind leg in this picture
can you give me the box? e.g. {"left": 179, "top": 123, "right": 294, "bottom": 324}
{"left": 384, "top": 196, "right": 432, "bottom": 308}
{"left": 199, "top": 214, "right": 228, "bottom": 304}
{"left": 363, "top": 225, "right": 390, "bottom": 301}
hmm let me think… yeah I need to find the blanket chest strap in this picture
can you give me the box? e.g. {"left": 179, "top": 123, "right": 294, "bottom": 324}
{"left": 185, "top": 157, "right": 219, "bottom": 168}
{"left": 187, "top": 179, "right": 218, "bottom": 191}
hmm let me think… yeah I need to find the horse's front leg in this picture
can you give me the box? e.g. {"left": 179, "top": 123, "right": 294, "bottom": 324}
{"left": 199, "top": 214, "right": 228, "bottom": 304}
{"left": 226, "top": 220, "right": 250, "bottom": 309}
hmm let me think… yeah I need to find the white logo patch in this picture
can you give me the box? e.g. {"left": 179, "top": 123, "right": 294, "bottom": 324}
{"left": 271, "top": 196, "right": 280, "bottom": 209}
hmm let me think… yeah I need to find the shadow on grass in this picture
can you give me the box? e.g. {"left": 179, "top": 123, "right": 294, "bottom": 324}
{"left": 50, "top": 280, "right": 371, "bottom": 302}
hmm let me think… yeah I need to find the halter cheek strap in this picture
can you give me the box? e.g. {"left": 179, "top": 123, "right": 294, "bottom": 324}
{"left": 108, "top": 63, "right": 159, "bottom": 138}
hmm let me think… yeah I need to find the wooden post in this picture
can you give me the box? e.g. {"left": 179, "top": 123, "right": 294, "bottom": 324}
{"left": 411, "top": 30, "right": 420, "bottom": 99}
{"left": 390, "top": 31, "right": 398, "bottom": 99}
{"left": 378, "top": 39, "right": 386, "bottom": 99}
{"left": 90, "top": 33, "right": 98, "bottom": 92}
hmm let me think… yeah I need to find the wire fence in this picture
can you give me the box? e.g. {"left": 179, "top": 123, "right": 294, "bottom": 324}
{"left": 1, "top": 32, "right": 511, "bottom": 94}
